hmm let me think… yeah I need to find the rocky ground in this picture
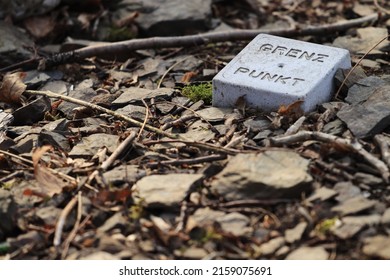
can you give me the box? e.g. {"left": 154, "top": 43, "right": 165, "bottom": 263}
{"left": 1, "top": 0, "right": 390, "bottom": 260}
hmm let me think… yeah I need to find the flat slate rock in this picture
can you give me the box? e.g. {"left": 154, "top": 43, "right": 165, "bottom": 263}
{"left": 256, "top": 237, "right": 285, "bottom": 256}
{"left": 112, "top": 87, "right": 175, "bottom": 106}
{"left": 363, "top": 235, "right": 390, "bottom": 259}
{"left": 0, "top": 23, "right": 35, "bottom": 67}
{"left": 345, "top": 76, "right": 387, "bottom": 105}
{"left": 179, "top": 120, "right": 215, "bottom": 142}
{"left": 332, "top": 214, "right": 381, "bottom": 239}
{"left": 133, "top": 0, "right": 213, "bottom": 36}
{"left": 57, "top": 88, "right": 97, "bottom": 118}
{"left": 103, "top": 165, "right": 145, "bottom": 185}
{"left": 211, "top": 150, "right": 313, "bottom": 200}
{"left": 189, "top": 208, "right": 250, "bottom": 236}
{"left": 196, "top": 107, "right": 233, "bottom": 122}
{"left": 285, "top": 222, "right": 307, "bottom": 244}
{"left": 331, "top": 196, "right": 376, "bottom": 216}
{"left": 69, "top": 133, "right": 119, "bottom": 157}
{"left": 286, "top": 246, "right": 329, "bottom": 260}
{"left": 334, "top": 181, "right": 361, "bottom": 202}
{"left": 134, "top": 174, "right": 203, "bottom": 208}
{"left": 381, "top": 208, "right": 390, "bottom": 225}
{"left": 333, "top": 27, "right": 389, "bottom": 55}
{"left": 307, "top": 187, "right": 337, "bottom": 202}
{"left": 0, "top": 189, "right": 18, "bottom": 236}
{"left": 215, "top": 212, "right": 251, "bottom": 236}
{"left": 337, "top": 85, "right": 390, "bottom": 138}
{"left": 115, "top": 104, "right": 147, "bottom": 121}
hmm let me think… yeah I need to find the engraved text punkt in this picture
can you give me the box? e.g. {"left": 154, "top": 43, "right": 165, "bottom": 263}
{"left": 234, "top": 67, "right": 305, "bottom": 86}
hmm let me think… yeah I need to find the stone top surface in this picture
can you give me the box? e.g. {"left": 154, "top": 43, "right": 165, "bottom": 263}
{"left": 212, "top": 34, "right": 351, "bottom": 112}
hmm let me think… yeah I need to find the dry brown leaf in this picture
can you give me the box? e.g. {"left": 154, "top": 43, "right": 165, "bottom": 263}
{"left": 24, "top": 16, "right": 55, "bottom": 39}
{"left": 0, "top": 72, "right": 27, "bottom": 103}
{"left": 181, "top": 71, "right": 197, "bottom": 83}
{"left": 32, "top": 146, "right": 67, "bottom": 197}
{"left": 278, "top": 100, "right": 304, "bottom": 117}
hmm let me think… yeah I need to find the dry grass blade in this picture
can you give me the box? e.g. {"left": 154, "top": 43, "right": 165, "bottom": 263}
{"left": 335, "top": 35, "right": 389, "bottom": 99}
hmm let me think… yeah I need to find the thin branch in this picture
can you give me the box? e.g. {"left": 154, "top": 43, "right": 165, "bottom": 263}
{"left": 160, "top": 114, "right": 198, "bottom": 131}
{"left": 24, "top": 89, "right": 180, "bottom": 139}
{"left": 157, "top": 56, "right": 190, "bottom": 89}
{"left": 0, "top": 170, "right": 25, "bottom": 183}
{"left": 43, "top": 13, "right": 382, "bottom": 66}
{"left": 146, "top": 153, "right": 227, "bottom": 168}
{"left": 138, "top": 99, "right": 150, "bottom": 139}
{"left": 143, "top": 139, "right": 251, "bottom": 155}
{"left": 0, "top": 149, "right": 97, "bottom": 192}
{"left": 334, "top": 35, "right": 389, "bottom": 99}
{"left": 374, "top": 0, "right": 390, "bottom": 15}
{"left": 61, "top": 191, "right": 83, "bottom": 259}
{"left": 374, "top": 134, "right": 390, "bottom": 168}
{"left": 54, "top": 195, "right": 78, "bottom": 247}
{"left": 270, "top": 131, "right": 389, "bottom": 182}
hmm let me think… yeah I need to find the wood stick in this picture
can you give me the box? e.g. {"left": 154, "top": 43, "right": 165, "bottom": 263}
{"left": 54, "top": 195, "right": 78, "bottom": 247}
{"left": 44, "top": 13, "right": 382, "bottom": 66}
{"left": 270, "top": 131, "right": 390, "bottom": 182}
{"left": 24, "top": 89, "right": 181, "bottom": 139}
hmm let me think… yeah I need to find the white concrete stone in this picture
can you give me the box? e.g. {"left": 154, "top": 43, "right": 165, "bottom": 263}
{"left": 212, "top": 34, "right": 351, "bottom": 112}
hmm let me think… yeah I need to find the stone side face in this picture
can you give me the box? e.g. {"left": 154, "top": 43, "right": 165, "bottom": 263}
{"left": 212, "top": 34, "right": 351, "bottom": 112}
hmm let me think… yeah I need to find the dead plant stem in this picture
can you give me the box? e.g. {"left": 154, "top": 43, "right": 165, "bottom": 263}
{"left": 24, "top": 90, "right": 180, "bottom": 139}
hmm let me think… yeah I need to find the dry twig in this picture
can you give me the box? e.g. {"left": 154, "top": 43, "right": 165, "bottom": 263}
{"left": 0, "top": 149, "right": 97, "bottom": 192}
{"left": 146, "top": 153, "right": 226, "bottom": 168}
{"left": 374, "top": 0, "right": 390, "bottom": 15}
{"left": 144, "top": 139, "right": 251, "bottom": 155}
{"left": 374, "top": 134, "right": 390, "bottom": 168}
{"left": 43, "top": 13, "right": 382, "bottom": 66}
{"left": 87, "top": 130, "right": 138, "bottom": 184}
{"left": 61, "top": 191, "right": 83, "bottom": 259}
{"left": 270, "top": 131, "right": 390, "bottom": 182}
{"left": 54, "top": 195, "right": 78, "bottom": 247}
{"left": 24, "top": 89, "right": 180, "bottom": 139}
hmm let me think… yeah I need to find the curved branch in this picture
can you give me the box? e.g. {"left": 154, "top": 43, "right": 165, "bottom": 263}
{"left": 45, "top": 13, "right": 382, "bottom": 66}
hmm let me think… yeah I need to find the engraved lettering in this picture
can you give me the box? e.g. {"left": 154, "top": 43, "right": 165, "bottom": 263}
{"left": 272, "top": 46, "right": 288, "bottom": 55}
{"left": 292, "top": 78, "right": 305, "bottom": 86}
{"left": 275, "top": 76, "right": 291, "bottom": 84}
{"left": 259, "top": 43, "right": 273, "bottom": 52}
{"left": 233, "top": 67, "right": 305, "bottom": 87}
{"left": 234, "top": 67, "right": 249, "bottom": 74}
{"left": 258, "top": 43, "right": 329, "bottom": 62}
{"left": 286, "top": 48, "right": 302, "bottom": 58}
{"left": 299, "top": 51, "right": 315, "bottom": 61}
{"left": 262, "top": 73, "right": 278, "bottom": 81}
{"left": 313, "top": 54, "right": 329, "bottom": 63}
{"left": 249, "top": 70, "right": 264, "bottom": 78}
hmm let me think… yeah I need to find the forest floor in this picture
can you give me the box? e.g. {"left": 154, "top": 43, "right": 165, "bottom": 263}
{"left": 1, "top": 0, "right": 390, "bottom": 260}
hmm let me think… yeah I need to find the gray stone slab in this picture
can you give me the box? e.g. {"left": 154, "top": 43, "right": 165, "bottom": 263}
{"left": 285, "top": 222, "right": 307, "bottom": 244}
{"left": 112, "top": 87, "right": 175, "bottom": 106}
{"left": 134, "top": 173, "right": 203, "bottom": 208}
{"left": 286, "top": 246, "right": 329, "bottom": 260}
{"left": 337, "top": 85, "right": 390, "bottom": 138}
{"left": 331, "top": 196, "right": 376, "bottom": 216}
{"left": 363, "top": 235, "right": 390, "bottom": 259}
{"left": 211, "top": 150, "right": 312, "bottom": 200}
{"left": 133, "top": 0, "right": 212, "bottom": 36}
{"left": 69, "top": 133, "right": 119, "bottom": 157}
